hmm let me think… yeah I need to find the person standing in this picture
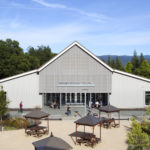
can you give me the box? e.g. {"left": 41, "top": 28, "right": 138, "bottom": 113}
{"left": 100, "top": 100, "right": 103, "bottom": 107}
{"left": 19, "top": 101, "right": 23, "bottom": 113}
{"left": 95, "top": 100, "right": 99, "bottom": 108}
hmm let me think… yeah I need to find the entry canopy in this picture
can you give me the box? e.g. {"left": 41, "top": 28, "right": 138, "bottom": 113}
{"left": 99, "top": 105, "right": 120, "bottom": 113}
{"left": 74, "top": 114, "right": 104, "bottom": 126}
{"left": 24, "top": 109, "right": 49, "bottom": 119}
{"left": 32, "top": 132, "right": 72, "bottom": 150}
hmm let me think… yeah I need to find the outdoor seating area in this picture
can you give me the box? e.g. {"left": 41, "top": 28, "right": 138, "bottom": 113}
{"left": 98, "top": 105, "right": 120, "bottom": 128}
{"left": 24, "top": 109, "right": 49, "bottom": 137}
{"left": 102, "top": 117, "right": 119, "bottom": 128}
{"left": 26, "top": 125, "right": 47, "bottom": 137}
{"left": 76, "top": 132, "right": 100, "bottom": 147}
{"left": 74, "top": 114, "right": 103, "bottom": 147}
{"left": 0, "top": 119, "right": 130, "bottom": 150}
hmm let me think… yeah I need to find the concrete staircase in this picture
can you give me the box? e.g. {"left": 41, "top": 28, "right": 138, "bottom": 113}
{"left": 42, "top": 105, "right": 99, "bottom": 120}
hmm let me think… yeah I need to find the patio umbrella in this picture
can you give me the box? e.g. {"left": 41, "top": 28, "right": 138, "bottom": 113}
{"left": 32, "top": 132, "right": 72, "bottom": 150}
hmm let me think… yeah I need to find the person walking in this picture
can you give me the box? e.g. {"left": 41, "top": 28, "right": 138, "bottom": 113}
{"left": 19, "top": 101, "right": 23, "bottom": 113}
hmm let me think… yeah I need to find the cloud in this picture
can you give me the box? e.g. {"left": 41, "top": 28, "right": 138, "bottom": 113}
{"left": 1, "top": 21, "right": 150, "bottom": 53}
{"left": 32, "top": 0, "right": 66, "bottom": 9}
{"left": 32, "top": 0, "right": 107, "bottom": 22}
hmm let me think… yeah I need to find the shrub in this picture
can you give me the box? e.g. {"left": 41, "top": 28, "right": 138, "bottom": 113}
{"left": 3, "top": 118, "right": 29, "bottom": 129}
{"left": 128, "top": 118, "right": 150, "bottom": 150}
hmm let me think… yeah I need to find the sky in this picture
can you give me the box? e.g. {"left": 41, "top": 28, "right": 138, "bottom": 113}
{"left": 0, "top": 0, "right": 150, "bottom": 55}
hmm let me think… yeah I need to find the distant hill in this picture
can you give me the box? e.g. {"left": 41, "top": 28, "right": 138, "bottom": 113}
{"left": 98, "top": 55, "right": 150, "bottom": 66}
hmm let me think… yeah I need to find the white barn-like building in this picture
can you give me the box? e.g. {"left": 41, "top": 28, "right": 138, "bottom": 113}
{"left": 0, "top": 41, "right": 150, "bottom": 109}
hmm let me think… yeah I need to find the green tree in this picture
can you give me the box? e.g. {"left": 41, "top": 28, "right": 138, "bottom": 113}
{"left": 0, "top": 39, "right": 30, "bottom": 79}
{"left": 0, "top": 86, "right": 9, "bottom": 129}
{"left": 128, "top": 118, "right": 150, "bottom": 150}
{"left": 111, "top": 60, "right": 116, "bottom": 68}
{"left": 125, "top": 62, "right": 133, "bottom": 73}
{"left": 25, "top": 54, "right": 40, "bottom": 70}
{"left": 145, "top": 106, "right": 150, "bottom": 115}
{"left": 115, "top": 56, "right": 124, "bottom": 71}
{"left": 0, "top": 39, "right": 56, "bottom": 79}
{"left": 28, "top": 46, "right": 56, "bottom": 66}
{"left": 131, "top": 50, "right": 140, "bottom": 72}
{"left": 107, "top": 56, "right": 111, "bottom": 67}
{"left": 139, "top": 53, "right": 145, "bottom": 65}
{"left": 134, "top": 60, "right": 150, "bottom": 79}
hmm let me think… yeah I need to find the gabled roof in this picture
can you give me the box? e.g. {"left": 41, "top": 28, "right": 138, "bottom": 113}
{"left": 24, "top": 109, "right": 49, "bottom": 119}
{"left": 98, "top": 105, "right": 120, "bottom": 113}
{"left": 32, "top": 132, "right": 72, "bottom": 150}
{"left": 74, "top": 114, "right": 104, "bottom": 126}
{"left": 1, "top": 41, "right": 150, "bottom": 84}
{"left": 114, "top": 69, "right": 150, "bottom": 83}
{"left": 38, "top": 41, "right": 114, "bottom": 72}
{"left": 0, "top": 69, "right": 38, "bottom": 83}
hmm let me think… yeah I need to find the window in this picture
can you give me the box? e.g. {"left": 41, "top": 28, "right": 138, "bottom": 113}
{"left": 145, "top": 92, "right": 150, "bottom": 105}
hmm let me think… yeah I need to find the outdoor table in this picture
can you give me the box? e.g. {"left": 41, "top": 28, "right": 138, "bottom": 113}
{"left": 102, "top": 118, "right": 115, "bottom": 128}
{"left": 79, "top": 133, "right": 98, "bottom": 147}
{"left": 30, "top": 126, "right": 47, "bottom": 136}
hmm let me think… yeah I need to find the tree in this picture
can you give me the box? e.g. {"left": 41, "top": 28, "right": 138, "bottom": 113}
{"left": 0, "top": 39, "right": 56, "bottom": 79}
{"left": 111, "top": 60, "right": 116, "bottom": 68}
{"left": 28, "top": 46, "right": 56, "bottom": 66}
{"left": 115, "top": 56, "right": 124, "bottom": 71}
{"left": 0, "top": 39, "right": 30, "bottom": 79}
{"left": 131, "top": 50, "right": 140, "bottom": 72}
{"left": 134, "top": 60, "right": 150, "bottom": 79}
{"left": 25, "top": 54, "right": 40, "bottom": 70}
{"left": 0, "top": 86, "right": 9, "bottom": 129}
{"left": 125, "top": 62, "right": 133, "bottom": 73}
{"left": 107, "top": 56, "right": 111, "bottom": 67}
{"left": 139, "top": 53, "right": 145, "bottom": 65}
{"left": 128, "top": 118, "right": 150, "bottom": 150}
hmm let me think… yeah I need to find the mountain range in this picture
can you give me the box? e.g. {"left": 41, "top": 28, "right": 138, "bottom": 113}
{"left": 98, "top": 55, "right": 150, "bottom": 66}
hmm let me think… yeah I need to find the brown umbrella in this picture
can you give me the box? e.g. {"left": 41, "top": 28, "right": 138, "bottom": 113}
{"left": 32, "top": 132, "right": 72, "bottom": 150}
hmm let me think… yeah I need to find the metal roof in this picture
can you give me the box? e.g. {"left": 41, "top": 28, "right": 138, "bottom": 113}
{"left": 38, "top": 41, "right": 114, "bottom": 72}
{"left": 74, "top": 114, "right": 104, "bottom": 126}
{"left": 1, "top": 41, "right": 150, "bottom": 83}
{"left": 32, "top": 133, "right": 72, "bottom": 150}
{"left": 24, "top": 109, "right": 49, "bottom": 119}
{"left": 99, "top": 105, "right": 120, "bottom": 113}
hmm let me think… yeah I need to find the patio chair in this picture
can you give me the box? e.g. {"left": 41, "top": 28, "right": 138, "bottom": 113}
{"left": 111, "top": 118, "right": 119, "bottom": 128}
{"left": 76, "top": 138, "right": 84, "bottom": 145}
{"left": 85, "top": 135, "right": 97, "bottom": 148}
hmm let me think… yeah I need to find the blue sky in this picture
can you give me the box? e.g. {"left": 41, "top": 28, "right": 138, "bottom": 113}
{"left": 0, "top": 0, "right": 150, "bottom": 55}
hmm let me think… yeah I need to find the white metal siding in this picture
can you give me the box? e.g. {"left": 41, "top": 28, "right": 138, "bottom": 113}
{"left": 0, "top": 73, "right": 42, "bottom": 108}
{"left": 110, "top": 72, "right": 150, "bottom": 108}
{"left": 39, "top": 45, "right": 112, "bottom": 93}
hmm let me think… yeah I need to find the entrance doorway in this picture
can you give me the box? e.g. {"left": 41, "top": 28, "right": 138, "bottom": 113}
{"left": 44, "top": 93, "right": 108, "bottom": 107}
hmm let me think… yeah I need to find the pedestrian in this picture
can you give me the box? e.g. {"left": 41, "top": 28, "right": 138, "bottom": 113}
{"left": 19, "top": 101, "right": 23, "bottom": 113}
{"left": 100, "top": 100, "right": 103, "bottom": 107}
{"left": 67, "top": 105, "right": 71, "bottom": 116}
{"left": 95, "top": 100, "right": 99, "bottom": 108}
